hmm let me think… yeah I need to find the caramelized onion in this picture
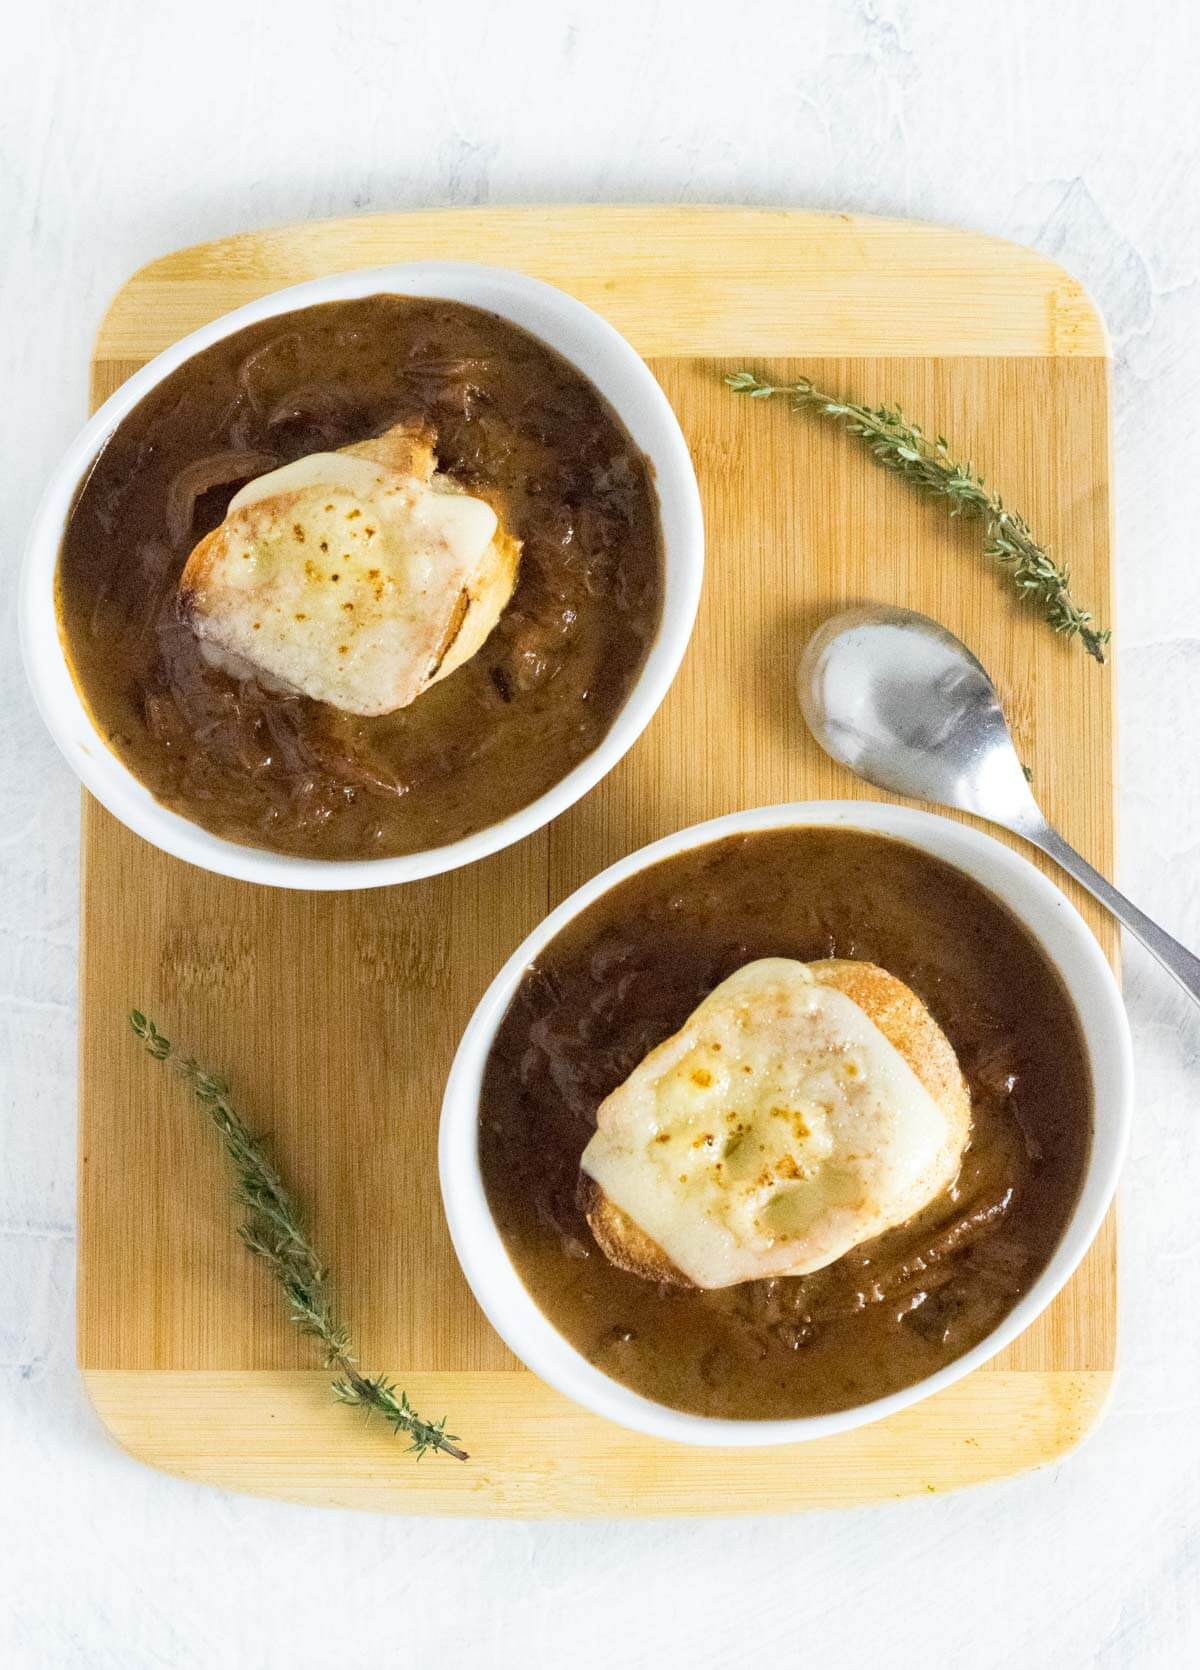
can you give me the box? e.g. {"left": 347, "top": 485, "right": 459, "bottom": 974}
{"left": 236, "top": 332, "right": 302, "bottom": 413}
{"left": 802, "top": 1186, "right": 1018, "bottom": 1324}
{"left": 165, "top": 451, "right": 277, "bottom": 549}
{"left": 265, "top": 383, "right": 362, "bottom": 439}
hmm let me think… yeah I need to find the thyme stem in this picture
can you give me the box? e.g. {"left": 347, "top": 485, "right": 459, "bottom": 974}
{"left": 725, "top": 369, "right": 1110, "bottom": 663}
{"left": 129, "top": 1011, "right": 466, "bottom": 1462}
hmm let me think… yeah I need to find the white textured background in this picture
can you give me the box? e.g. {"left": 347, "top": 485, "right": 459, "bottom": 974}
{"left": 3, "top": 1, "right": 1199, "bottom": 1664}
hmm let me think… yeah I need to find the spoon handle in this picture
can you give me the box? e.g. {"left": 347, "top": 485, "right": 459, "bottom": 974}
{"left": 1027, "top": 821, "right": 1200, "bottom": 1005}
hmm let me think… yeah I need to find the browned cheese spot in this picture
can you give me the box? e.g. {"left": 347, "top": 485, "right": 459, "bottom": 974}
{"left": 770, "top": 1106, "right": 812, "bottom": 1139}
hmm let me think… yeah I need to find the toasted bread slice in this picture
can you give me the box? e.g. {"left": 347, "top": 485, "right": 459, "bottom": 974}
{"left": 579, "top": 1171, "right": 695, "bottom": 1288}
{"left": 340, "top": 427, "right": 437, "bottom": 477}
{"left": 582, "top": 958, "right": 971, "bottom": 1290}
{"left": 421, "top": 478, "right": 521, "bottom": 689}
{"left": 179, "top": 421, "right": 520, "bottom": 716}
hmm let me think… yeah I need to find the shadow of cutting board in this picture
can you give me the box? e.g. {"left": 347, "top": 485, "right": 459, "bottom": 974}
{"left": 78, "top": 207, "right": 1116, "bottom": 1514}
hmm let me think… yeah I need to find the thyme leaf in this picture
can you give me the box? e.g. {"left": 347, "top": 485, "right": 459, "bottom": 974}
{"left": 725, "top": 369, "right": 1109, "bottom": 663}
{"left": 128, "top": 1011, "right": 466, "bottom": 1462}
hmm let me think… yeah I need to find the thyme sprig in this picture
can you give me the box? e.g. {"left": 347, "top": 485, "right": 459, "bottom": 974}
{"left": 129, "top": 1011, "right": 466, "bottom": 1461}
{"left": 725, "top": 369, "right": 1110, "bottom": 663}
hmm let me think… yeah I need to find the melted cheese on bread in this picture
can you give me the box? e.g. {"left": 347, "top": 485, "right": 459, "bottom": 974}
{"left": 178, "top": 424, "right": 519, "bottom": 716}
{"left": 580, "top": 958, "right": 969, "bottom": 1289}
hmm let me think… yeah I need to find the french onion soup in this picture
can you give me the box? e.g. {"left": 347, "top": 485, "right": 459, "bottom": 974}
{"left": 479, "top": 828, "right": 1092, "bottom": 1420}
{"left": 57, "top": 296, "right": 664, "bottom": 859}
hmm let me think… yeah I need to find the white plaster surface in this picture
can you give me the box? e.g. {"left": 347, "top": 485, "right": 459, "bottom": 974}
{"left": 3, "top": 1, "right": 1200, "bottom": 1663}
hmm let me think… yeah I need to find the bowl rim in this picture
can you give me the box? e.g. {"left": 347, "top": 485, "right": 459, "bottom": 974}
{"left": 20, "top": 260, "right": 704, "bottom": 890}
{"left": 439, "top": 799, "right": 1133, "bottom": 1447}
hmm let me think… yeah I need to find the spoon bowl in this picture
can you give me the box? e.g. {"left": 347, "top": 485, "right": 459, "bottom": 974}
{"left": 799, "top": 604, "right": 1200, "bottom": 1005}
{"left": 799, "top": 605, "right": 1040, "bottom": 832}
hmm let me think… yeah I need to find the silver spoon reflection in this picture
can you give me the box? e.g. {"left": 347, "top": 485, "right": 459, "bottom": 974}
{"left": 798, "top": 604, "right": 1200, "bottom": 1006}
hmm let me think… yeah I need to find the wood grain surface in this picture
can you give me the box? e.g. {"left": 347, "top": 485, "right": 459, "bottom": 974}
{"left": 78, "top": 207, "right": 1115, "bottom": 1514}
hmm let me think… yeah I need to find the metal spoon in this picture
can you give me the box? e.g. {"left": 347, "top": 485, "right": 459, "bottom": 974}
{"left": 798, "top": 603, "right": 1200, "bottom": 1004}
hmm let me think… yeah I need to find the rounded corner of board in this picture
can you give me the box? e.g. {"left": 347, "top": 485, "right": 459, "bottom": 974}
{"left": 79, "top": 1368, "right": 178, "bottom": 1481}
{"left": 1045, "top": 1366, "right": 1118, "bottom": 1460}
{"left": 92, "top": 250, "right": 179, "bottom": 366}
{"left": 874, "top": 213, "right": 1111, "bottom": 359}
{"left": 1042, "top": 267, "right": 1111, "bottom": 360}
{"left": 980, "top": 1368, "right": 1118, "bottom": 1487}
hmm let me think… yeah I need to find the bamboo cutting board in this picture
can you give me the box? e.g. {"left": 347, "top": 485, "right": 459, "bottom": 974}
{"left": 79, "top": 207, "right": 1116, "bottom": 1514}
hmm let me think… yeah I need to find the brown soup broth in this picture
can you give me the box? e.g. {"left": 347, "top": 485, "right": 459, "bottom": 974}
{"left": 57, "top": 297, "right": 664, "bottom": 859}
{"left": 479, "top": 828, "right": 1092, "bottom": 1420}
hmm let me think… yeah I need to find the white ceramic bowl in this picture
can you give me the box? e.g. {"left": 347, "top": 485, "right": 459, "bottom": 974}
{"left": 20, "top": 262, "right": 704, "bottom": 889}
{"left": 440, "top": 800, "right": 1133, "bottom": 1447}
